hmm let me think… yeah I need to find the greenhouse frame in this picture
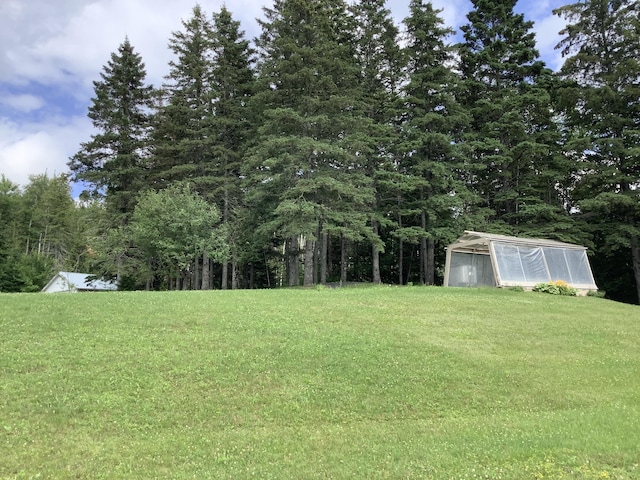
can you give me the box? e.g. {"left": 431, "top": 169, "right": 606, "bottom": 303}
{"left": 443, "top": 231, "right": 598, "bottom": 293}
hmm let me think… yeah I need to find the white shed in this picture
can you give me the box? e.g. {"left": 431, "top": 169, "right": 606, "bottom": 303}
{"left": 444, "top": 231, "right": 598, "bottom": 293}
{"left": 41, "top": 272, "right": 117, "bottom": 293}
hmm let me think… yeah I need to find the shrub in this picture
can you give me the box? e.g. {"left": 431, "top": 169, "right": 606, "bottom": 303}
{"left": 587, "top": 289, "right": 606, "bottom": 298}
{"left": 533, "top": 280, "right": 577, "bottom": 296}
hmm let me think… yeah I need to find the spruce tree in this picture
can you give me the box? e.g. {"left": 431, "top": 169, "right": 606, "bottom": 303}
{"left": 398, "top": 0, "right": 472, "bottom": 285}
{"left": 209, "top": 6, "right": 256, "bottom": 289}
{"left": 349, "top": 0, "right": 403, "bottom": 284}
{"left": 69, "top": 38, "right": 155, "bottom": 226}
{"left": 153, "top": 6, "right": 254, "bottom": 289}
{"left": 458, "top": 0, "right": 571, "bottom": 237}
{"left": 249, "top": 0, "right": 376, "bottom": 286}
{"left": 554, "top": 0, "right": 640, "bottom": 303}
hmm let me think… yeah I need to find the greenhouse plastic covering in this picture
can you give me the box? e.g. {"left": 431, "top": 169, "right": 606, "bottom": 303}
{"left": 444, "top": 231, "right": 597, "bottom": 290}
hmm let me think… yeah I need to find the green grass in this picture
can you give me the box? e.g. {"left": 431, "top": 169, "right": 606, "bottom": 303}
{"left": 1, "top": 286, "right": 639, "bottom": 479}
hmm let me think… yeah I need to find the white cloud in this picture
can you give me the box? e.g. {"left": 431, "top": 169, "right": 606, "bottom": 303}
{"left": 0, "top": 94, "right": 45, "bottom": 113}
{"left": 532, "top": 13, "right": 567, "bottom": 71}
{"left": 0, "top": 0, "right": 265, "bottom": 192}
{"left": 0, "top": 116, "right": 92, "bottom": 189}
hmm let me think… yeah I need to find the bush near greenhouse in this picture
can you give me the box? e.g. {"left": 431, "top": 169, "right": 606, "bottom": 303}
{"left": 533, "top": 280, "right": 577, "bottom": 296}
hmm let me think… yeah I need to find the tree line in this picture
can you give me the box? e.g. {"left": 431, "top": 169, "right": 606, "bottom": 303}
{"left": 2, "top": 0, "right": 639, "bottom": 304}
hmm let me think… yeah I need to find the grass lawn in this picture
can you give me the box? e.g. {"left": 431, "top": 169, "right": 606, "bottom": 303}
{"left": 1, "top": 286, "right": 639, "bottom": 479}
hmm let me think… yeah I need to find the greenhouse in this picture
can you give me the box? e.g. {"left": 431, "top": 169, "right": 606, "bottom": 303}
{"left": 444, "top": 231, "right": 598, "bottom": 293}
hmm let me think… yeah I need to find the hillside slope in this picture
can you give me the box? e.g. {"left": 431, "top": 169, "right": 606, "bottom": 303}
{"left": 1, "top": 287, "right": 638, "bottom": 479}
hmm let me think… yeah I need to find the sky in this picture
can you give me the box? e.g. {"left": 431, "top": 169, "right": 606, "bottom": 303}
{"left": 0, "top": 0, "right": 569, "bottom": 194}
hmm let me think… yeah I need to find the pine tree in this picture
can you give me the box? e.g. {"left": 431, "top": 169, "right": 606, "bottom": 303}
{"left": 458, "top": 0, "right": 571, "bottom": 237}
{"left": 153, "top": 6, "right": 255, "bottom": 290}
{"left": 153, "top": 5, "right": 215, "bottom": 192}
{"left": 349, "top": 0, "right": 403, "bottom": 284}
{"left": 554, "top": 0, "right": 640, "bottom": 303}
{"left": 69, "top": 38, "right": 155, "bottom": 226}
{"left": 209, "top": 6, "right": 256, "bottom": 289}
{"left": 398, "top": 0, "right": 472, "bottom": 285}
{"left": 249, "top": 0, "right": 376, "bottom": 286}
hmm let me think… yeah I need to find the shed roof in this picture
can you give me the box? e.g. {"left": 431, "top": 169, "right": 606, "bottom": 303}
{"left": 42, "top": 272, "right": 117, "bottom": 293}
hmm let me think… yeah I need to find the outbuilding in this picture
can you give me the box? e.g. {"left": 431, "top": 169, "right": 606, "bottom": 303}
{"left": 443, "top": 231, "right": 598, "bottom": 293}
{"left": 41, "top": 272, "right": 117, "bottom": 293}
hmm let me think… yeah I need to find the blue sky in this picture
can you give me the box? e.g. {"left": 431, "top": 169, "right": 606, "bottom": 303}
{"left": 0, "top": 0, "right": 568, "bottom": 193}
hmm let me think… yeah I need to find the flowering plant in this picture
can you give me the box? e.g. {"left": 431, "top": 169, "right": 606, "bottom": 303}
{"left": 533, "top": 280, "right": 577, "bottom": 296}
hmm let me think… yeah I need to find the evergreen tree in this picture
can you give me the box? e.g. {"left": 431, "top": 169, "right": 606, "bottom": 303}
{"left": 398, "top": 0, "right": 471, "bottom": 285}
{"left": 153, "top": 5, "right": 255, "bottom": 289}
{"left": 152, "top": 5, "right": 214, "bottom": 192}
{"left": 69, "top": 38, "right": 155, "bottom": 226}
{"left": 0, "top": 176, "right": 23, "bottom": 291}
{"left": 249, "top": 0, "right": 376, "bottom": 286}
{"left": 554, "top": 0, "right": 640, "bottom": 303}
{"left": 349, "top": 0, "right": 403, "bottom": 284}
{"left": 458, "top": 0, "right": 571, "bottom": 237}
{"left": 209, "top": 6, "right": 256, "bottom": 289}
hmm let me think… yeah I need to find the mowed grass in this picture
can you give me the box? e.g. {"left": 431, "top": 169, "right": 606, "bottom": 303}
{"left": 1, "top": 287, "right": 639, "bottom": 479}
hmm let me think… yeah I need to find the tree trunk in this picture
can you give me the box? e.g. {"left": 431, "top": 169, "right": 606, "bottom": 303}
{"left": 232, "top": 259, "right": 240, "bottom": 289}
{"left": 201, "top": 252, "right": 210, "bottom": 290}
{"left": 320, "top": 231, "right": 328, "bottom": 285}
{"left": 288, "top": 235, "right": 300, "bottom": 286}
{"left": 221, "top": 261, "right": 229, "bottom": 290}
{"left": 420, "top": 206, "right": 430, "bottom": 285}
{"left": 304, "top": 238, "right": 314, "bottom": 286}
{"left": 194, "top": 256, "right": 201, "bottom": 290}
{"left": 372, "top": 220, "right": 381, "bottom": 284}
{"left": 340, "top": 234, "right": 348, "bottom": 285}
{"left": 398, "top": 238, "right": 404, "bottom": 285}
{"left": 631, "top": 234, "right": 640, "bottom": 304}
{"left": 398, "top": 205, "right": 404, "bottom": 285}
{"left": 222, "top": 179, "right": 230, "bottom": 291}
{"left": 327, "top": 233, "right": 333, "bottom": 281}
{"left": 426, "top": 237, "right": 435, "bottom": 285}
{"left": 419, "top": 236, "right": 426, "bottom": 285}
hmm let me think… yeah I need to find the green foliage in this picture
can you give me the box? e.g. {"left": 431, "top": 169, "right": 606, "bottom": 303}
{"left": 1, "top": 287, "right": 639, "bottom": 477}
{"left": 587, "top": 289, "right": 606, "bottom": 298}
{"left": 533, "top": 280, "right": 578, "bottom": 296}
{"left": 130, "top": 184, "right": 228, "bottom": 284}
{"left": 250, "top": 0, "right": 379, "bottom": 285}
{"left": 69, "top": 37, "right": 155, "bottom": 225}
{"left": 459, "top": 0, "right": 571, "bottom": 236}
{"left": 399, "top": 0, "right": 472, "bottom": 284}
{"left": 554, "top": 0, "right": 640, "bottom": 303}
